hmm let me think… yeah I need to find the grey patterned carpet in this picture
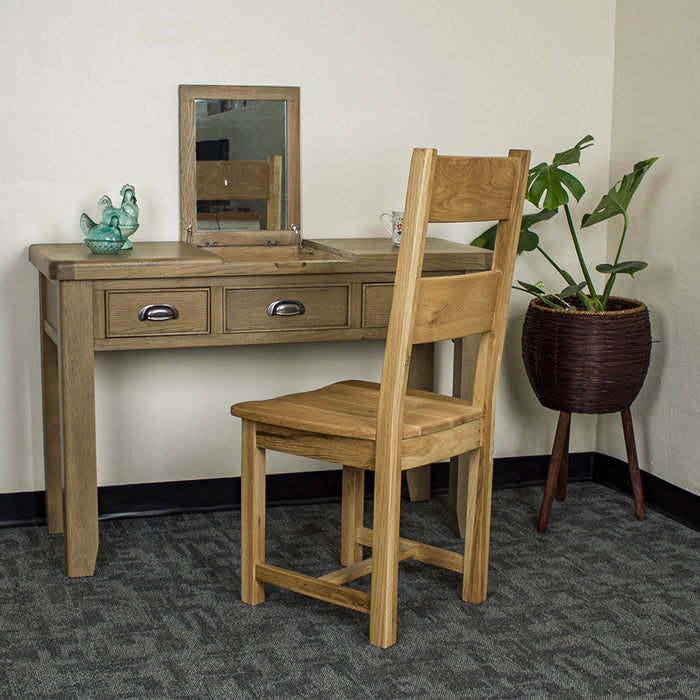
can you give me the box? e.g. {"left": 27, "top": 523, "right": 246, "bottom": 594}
{"left": 0, "top": 483, "right": 698, "bottom": 699}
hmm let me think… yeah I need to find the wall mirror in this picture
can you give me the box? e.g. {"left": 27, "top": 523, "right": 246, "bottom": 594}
{"left": 179, "top": 85, "right": 300, "bottom": 247}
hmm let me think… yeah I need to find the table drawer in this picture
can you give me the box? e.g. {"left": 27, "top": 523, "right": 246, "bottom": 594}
{"left": 225, "top": 285, "right": 349, "bottom": 332}
{"left": 105, "top": 288, "right": 210, "bottom": 337}
{"left": 363, "top": 283, "right": 394, "bottom": 328}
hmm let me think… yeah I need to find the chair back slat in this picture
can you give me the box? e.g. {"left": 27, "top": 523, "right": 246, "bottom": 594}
{"left": 429, "top": 156, "right": 518, "bottom": 223}
{"left": 411, "top": 270, "right": 502, "bottom": 345}
{"left": 377, "top": 148, "right": 529, "bottom": 454}
{"left": 197, "top": 160, "right": 273, "bottom": 199}
{"left": 196, "top": 155, "right": 282, "bottom": 229}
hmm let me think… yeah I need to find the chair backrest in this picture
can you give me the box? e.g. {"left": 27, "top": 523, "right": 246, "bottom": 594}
{"left": 377, "top": 147, "right": 530, "bottom": 459}
{"left": 196, "top": 155, "right": 283, "bottom": 229}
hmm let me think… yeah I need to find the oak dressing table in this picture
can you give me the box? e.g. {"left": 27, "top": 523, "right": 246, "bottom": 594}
{"left": 29, "top": 237, "right": 490, "bottom": 577}
{"left": 31, "top": 84, "right": 491, "bottom": 576}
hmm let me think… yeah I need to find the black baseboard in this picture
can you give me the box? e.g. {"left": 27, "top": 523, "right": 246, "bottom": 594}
{"left": 1, "top": 453, "right": 697, "bottom": 531}
{"left": 591, "top": 453, "right": 699, "bottom": 531}
{"left": 0, "top": 490, "right": 46, "bottom": 528}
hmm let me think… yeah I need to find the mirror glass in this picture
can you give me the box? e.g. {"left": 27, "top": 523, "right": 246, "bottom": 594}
{"left": 180, "top": 86, "right": 300, "bottom": 246}
{"left": 195, "top": 99, "right": 286, "bottom": 232}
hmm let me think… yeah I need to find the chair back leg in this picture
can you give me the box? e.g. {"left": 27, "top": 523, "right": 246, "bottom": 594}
{"left": 340, "top": 465, "right": 366, "bottom": 566}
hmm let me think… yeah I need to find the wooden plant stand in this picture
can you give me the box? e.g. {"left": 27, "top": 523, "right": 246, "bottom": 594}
{"left": 537, "top": 408, "right": 646, "bottom": 532}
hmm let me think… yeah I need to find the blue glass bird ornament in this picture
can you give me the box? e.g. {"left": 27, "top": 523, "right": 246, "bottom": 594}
{"left": 82, "top": 214, "right": 125, "bottom": 254}
{"left": 80, "top": 183, "right": 139, "bottom": 251}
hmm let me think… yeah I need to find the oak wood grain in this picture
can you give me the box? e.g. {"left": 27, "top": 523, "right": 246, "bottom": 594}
{"left": 240, "top": 419, "right": 266, "bottom": 605}
{"left": 29, "top": 238, "right": 487, "bottom": 280}
{"left": 39, "top": 275, "right": 63, "bottom": 535}
{"left": 59, "top": 280, "right": 98, "bottom": 578}
{"left": 255, "top": 563, "right": 371, "bottom": 614}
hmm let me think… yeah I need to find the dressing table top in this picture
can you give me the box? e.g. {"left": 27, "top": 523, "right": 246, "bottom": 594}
{"left": 29, "top": 238, "right": 491, "bottom": 281}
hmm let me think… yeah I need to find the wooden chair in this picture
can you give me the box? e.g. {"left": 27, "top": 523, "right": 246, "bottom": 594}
{"left": 231, "top": 147, "right": 530, "bottom": 648}
{"left": 196, "top": 154, "right": 282, "bottom": 230}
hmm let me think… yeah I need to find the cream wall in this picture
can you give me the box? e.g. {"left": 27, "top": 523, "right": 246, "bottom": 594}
{"left": 0, "top": 0, "right": 618, "bottom": 495}
{"left": 596, "top": 0, "right": 700, "bottom": 496}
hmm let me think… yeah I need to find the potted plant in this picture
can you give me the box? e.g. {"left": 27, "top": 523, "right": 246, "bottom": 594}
{"left": 472, "top": 135, "right": 658, "bottom": 415}
{"left": 473, "top": 136, "right": 658, "bottom": 530}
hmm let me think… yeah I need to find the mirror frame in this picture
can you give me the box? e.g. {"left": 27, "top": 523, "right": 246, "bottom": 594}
{"left": 179, "top": 85, "right": 300, "bottom": 247}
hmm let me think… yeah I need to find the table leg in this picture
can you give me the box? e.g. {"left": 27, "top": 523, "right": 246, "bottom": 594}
{"left": 39, "top": 275, "right": 64, "bottom": 534}
{"left": 403, "top": 342, "right": 434, "bottom": 501}
{"left": 58, "top": 280, "right": 98, "bottom": 577}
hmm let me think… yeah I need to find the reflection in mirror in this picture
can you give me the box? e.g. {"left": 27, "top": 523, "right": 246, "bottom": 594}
{"left": 180, "top": 86, "right": 300, "bottom": 247}
{"left": 195, "top": 99, "right": 285, "bottom": 231}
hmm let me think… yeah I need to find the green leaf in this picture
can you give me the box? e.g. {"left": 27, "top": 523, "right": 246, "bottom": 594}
{"left": 523, "top": 208, "right": 558, "bottom": 227}
{"left": 513, "top": 282, "right": 569, "bottom": 309}
{"left": 516, "top": 280, "right": 547, "bottom": 295}
{"left": 596, "top": 260, "right": 648, "bottom": 276}
{"left": 581, "top": 157, "right": 658, "bottom": 229}
{"left": 470, "top": 228, "right": 497, "bottom": 250}
{"left": 519, "top": 228, "right": 540, "bottom": 252}
{"left": 518, "top": 209, "right": 558, "bottom": 252}
{"left": 559, "top": 281, "right": 587, "bottom": 298}
{"left": 470, "top": 208, "right": 556, "bottom": 253}
{"left": 552, "top": 135, "right": 594, "bottom": 166}
{"left": 526, "top": 136, "right": 592, "bottom": 210}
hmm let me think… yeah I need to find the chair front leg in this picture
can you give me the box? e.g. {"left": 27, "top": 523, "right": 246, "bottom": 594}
{"left": 240, "top": 419, "right": 267, "bottom": 605}
{"left": 340, "top": 465, "right": 365, "bottom": 566}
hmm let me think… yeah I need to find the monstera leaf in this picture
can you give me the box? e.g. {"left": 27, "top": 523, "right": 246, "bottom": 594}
{"left": 471, "top": 208, "right": 557, "bottom": 253}
{"left": 596, "top": 260, "right": 648, "bottom": 276}
{"left": 581, "top": 157, "right": 659, "bottom": 228}
{"left": 472, "top": 136, "right": 657, "bottom": 311}
{"left": 526, "top": 135, "right": 593, "bottom": 210}
{"left": 558, "top": 281, "right": 587, "bottom": 298}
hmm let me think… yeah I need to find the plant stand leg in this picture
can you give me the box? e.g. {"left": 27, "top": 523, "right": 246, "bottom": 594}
{"left": 538, "top": 411, "right": 571, "bottom": 532}
{"left": 620, "top": 408, "right": 646, "bottom": 521}
{"left": 556, "top": 430, "right": 569, "bottom": 503}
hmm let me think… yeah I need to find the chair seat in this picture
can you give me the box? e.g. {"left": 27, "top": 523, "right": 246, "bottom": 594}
{"left": 232, "top": 379, "right": 481, "bottom": 440}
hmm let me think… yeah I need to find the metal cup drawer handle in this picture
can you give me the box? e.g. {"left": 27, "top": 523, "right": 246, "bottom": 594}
{"left": 138, "top": 304, "right": 180, "bottom": 321}
{"left": 267, "top": 300, "right": 306, "bottom": 317}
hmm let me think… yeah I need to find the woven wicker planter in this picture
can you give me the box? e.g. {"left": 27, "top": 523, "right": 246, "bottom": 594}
{"left": 521, "top": 296, "right": 651, "bottom": 414}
